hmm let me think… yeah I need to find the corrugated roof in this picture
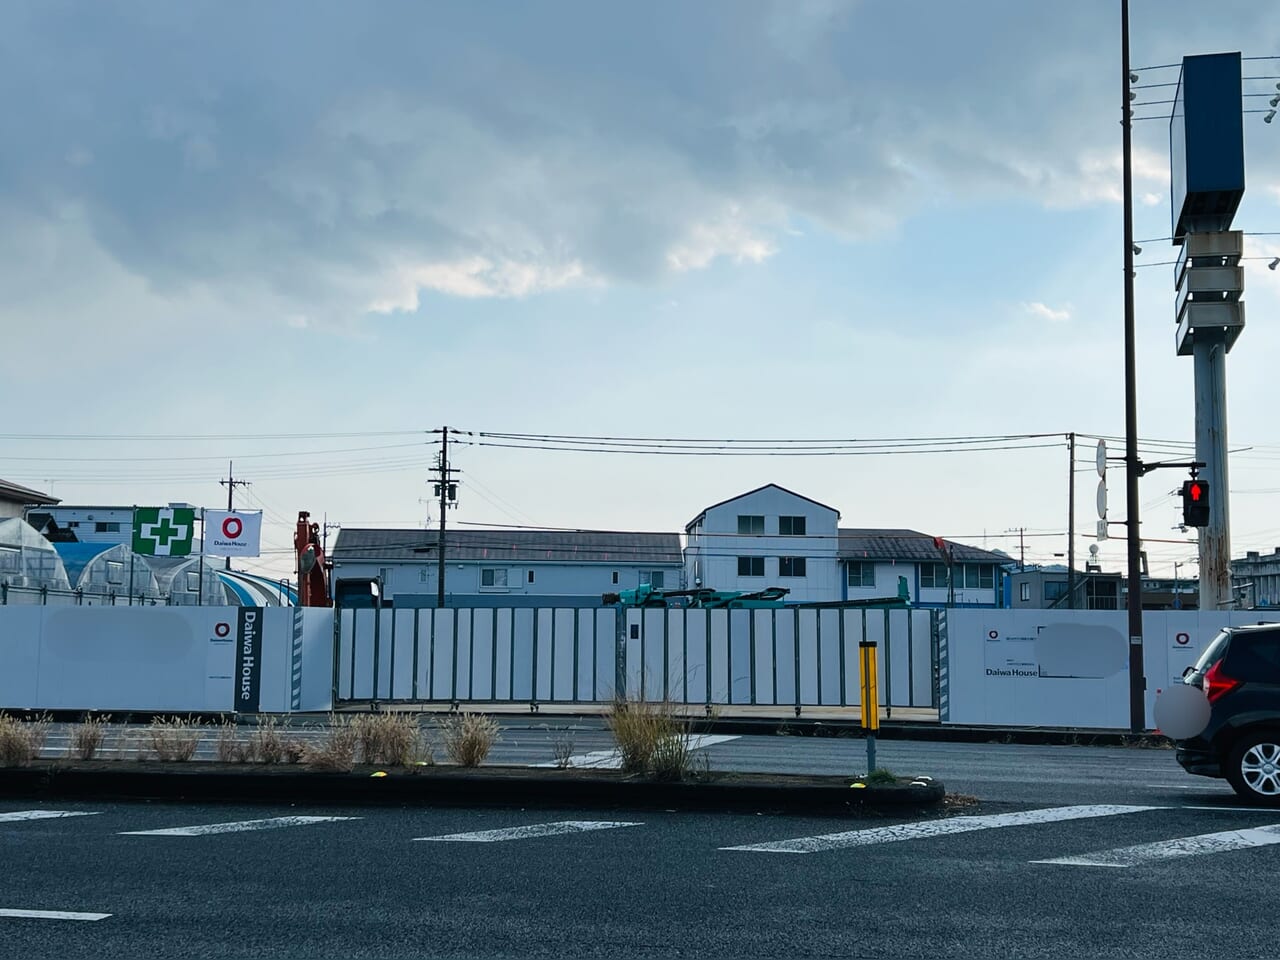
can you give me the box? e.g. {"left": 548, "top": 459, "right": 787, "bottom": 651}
{"left": 838, "top": 528, "right": 1011, "bottom": 564}
{"left": 0, "top": 479, "right": 59, "bottom": 506}
{"left": 332, "top": 528, "right": 684, "bottom": 565}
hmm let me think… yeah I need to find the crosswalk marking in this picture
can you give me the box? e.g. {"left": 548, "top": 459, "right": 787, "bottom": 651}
{"left": 530, "top": 735, "right": 738, "bottom": 769}
{"left": 414, "top": 820, "right": 642, "bottom": 843}
{"left": 0, "top": 810, "right": 99, "bottom": 823}
{"left": 120, "top": 816, "right": 360, "bottom": 837}
{"left": 0, "top": 909, "right": 111, "bottom": 922}
{"left": 1033, "top": 823, "right": 1280, "bottom": 868}
{"left": 721, "top": 804, "right": 1161, "bottom": 854}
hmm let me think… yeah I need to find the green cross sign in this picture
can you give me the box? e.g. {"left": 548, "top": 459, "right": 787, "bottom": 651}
{"left": 132, "top": 507, "right": 196, "bottom": 556}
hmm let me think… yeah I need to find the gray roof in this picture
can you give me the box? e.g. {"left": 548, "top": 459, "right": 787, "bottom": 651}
{"left": 333, "top": 528, "right": 684, "bottom": 565}
{"left": 0, "top": 479, "right": 59, "bottom": 506}
{"left": 839, "top": 528, "right": 1011, "bottom": 564}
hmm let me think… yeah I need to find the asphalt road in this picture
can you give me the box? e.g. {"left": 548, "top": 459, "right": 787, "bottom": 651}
{"left": 3, "top": 731, "right": 1272, "bottom": 960}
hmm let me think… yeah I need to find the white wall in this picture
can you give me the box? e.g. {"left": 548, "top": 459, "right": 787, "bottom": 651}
{"left": 32, "top": 507, "right": 134, "bottom": 545}
{"left": 945, "top": 608, "right": 1280, "bottom": 729}
{"left": 0, "top": 606, "right": 333, "bottom": 713}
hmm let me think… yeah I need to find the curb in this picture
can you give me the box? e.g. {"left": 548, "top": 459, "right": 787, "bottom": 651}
{"left": 0, "top": 763, "right": 946, "bottom": 813}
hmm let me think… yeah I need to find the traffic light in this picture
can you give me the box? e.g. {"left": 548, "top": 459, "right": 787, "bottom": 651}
{"left": 1182, "top": 479, "right": 1210, "bottom": 527}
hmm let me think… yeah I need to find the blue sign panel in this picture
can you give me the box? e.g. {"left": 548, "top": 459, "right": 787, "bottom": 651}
{"left": 1170, "top": 52, "right": 1245, "bottom": 243}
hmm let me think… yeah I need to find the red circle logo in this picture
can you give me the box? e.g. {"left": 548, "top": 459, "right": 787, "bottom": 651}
{"left": 214, "top": 622, "right": 231, "bottom": 638}
{"left": 221, "top": 516, "right": 243, "bottom": 539}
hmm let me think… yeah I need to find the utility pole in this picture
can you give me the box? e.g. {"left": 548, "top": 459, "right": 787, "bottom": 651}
{"left": 1121, "top": 0, "right": 1147, "bottom": 734}
{"left": 430, "top": 427, "right": 459, "bottom": 608}
{"left": 1067, "top": 433, "right": 1077, "bottom": 608}
{"left": 219, "top": 460, "right": 250, "bottom": 571}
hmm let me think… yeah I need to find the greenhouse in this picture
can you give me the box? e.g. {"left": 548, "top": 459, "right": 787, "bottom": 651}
{"left": 0, "top": 518, "right": 73, "bottom": 597}
{"left": 149, "top": 555, "right": 230, "bottom": 605}
{"left": 54, "top": 542, "right": 161, "bottom": 604}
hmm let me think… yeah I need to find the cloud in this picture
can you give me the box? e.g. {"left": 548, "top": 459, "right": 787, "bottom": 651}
{"left": 1022, "top": 301, "right": 1072, "bottom": 323}
{"left": 0, "top": 1, "right": 1275, "bottom": 326}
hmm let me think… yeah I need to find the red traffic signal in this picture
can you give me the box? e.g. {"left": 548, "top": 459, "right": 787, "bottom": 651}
{"left": 1181, "top": 479, "right": 1210, "bottom": 527}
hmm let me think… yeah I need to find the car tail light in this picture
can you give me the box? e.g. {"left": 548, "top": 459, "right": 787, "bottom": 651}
{"left": 1203, "top": 659, "right": 1242, "bottom": 703}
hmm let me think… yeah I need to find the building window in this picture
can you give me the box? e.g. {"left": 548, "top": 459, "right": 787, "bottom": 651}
{"left": 481, "top": 568, "right": 508, "bottom": 588}
{"left": 737, "top": 515, "right": 764, "bottom": 535}
{"left": 956, "top": 564, "right": 995, "bottom": 589}
{"left": 778, "top": 556, "right": 807, "bottom": 578}
{"left": 1044, "top": 581, "right": 1069, "bottom": 604}
{"left": 527, "top": 570, "right": 535, "bottom": 584}
{"left": 920, "top": 563, "right": 949, "bottom": 588}
{"left": 419, "top": 568, "right": 430, "bottom": 583}
{"left": 1020, "top": 582, "right": 1031, "bottom": 602}
{"left": 847, "top": 562, "right": 875, "bottom": 588}
{"left": 106, "top": 560, "right": 124, "bottom": 585}
{"left": 737, "top": 556, "right": 765, "bottom": 577}
{"left": 778, "top": 516, "right": 807, "bottom": 536}
{"left": 640, "top": 571, "right": 665, "bottom": 588}
{"left": 612, "top": 571, "right": 619, "bottom": 584}
{"left": 95, "top": 521, "right": 121, "bottom": 533}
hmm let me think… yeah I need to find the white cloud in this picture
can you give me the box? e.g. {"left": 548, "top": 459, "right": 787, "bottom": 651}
{"left": 1022, "top": 301, "right": 1071, "bottom": 323}
{"left": 368, "top": 257, "right": 590, "bottom": 311}
{"left": 666, "top": 208, "right": 778, "bottom": 272}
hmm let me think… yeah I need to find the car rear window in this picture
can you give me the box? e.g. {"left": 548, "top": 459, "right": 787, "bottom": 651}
{"left": 1223, "top": 631, "right": 1280, "bottom": 682}
{"left": 1191, "top": 630, "right": 1231, "bottom": 675}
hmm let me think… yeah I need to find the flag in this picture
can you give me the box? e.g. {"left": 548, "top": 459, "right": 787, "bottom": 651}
{"left": 132, "top": 507, "right": 196, "bottom": 556}
{"left": 203, "top": 509, "right": 263, "bottom": 557}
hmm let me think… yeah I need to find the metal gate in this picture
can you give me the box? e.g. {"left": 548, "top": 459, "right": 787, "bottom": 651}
{"left": 333, "top": 604, "right": 940, "bottom": 715}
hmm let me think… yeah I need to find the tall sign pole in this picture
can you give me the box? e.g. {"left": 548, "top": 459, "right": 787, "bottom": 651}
{"left": 1121, "top": 0, "right": 1147, "bottom": 733}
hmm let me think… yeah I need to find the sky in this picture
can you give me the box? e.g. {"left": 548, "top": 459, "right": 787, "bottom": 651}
{"left": 2, "top": 1, "right": 1280, "bottom": 584}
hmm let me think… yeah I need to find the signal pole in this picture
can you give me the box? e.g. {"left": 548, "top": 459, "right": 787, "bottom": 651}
{"left": 430, "top": 427, "right": 460, "bottom": 608}
{"left": 219, "top": 461, "right": 250, "bottom": 571}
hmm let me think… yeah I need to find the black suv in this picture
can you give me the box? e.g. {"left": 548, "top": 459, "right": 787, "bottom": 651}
{"left": 1176, "top": 623, "right": 1280, "bottom": 804}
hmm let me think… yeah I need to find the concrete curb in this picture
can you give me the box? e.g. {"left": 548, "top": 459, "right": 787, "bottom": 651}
{"left": 0, "top": 763, "right": 946, "bottom": 813}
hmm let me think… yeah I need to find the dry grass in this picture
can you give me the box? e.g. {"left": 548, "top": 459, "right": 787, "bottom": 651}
{"left": 304, "top": 714, "right": 358, "bottom": 772}
{"left": 147, "top": 717, "right": 201, "bottom": 761}
{"left": 354, "top": 713, "right": 425, "bottom": 767}
{"left": 70, "top": 714, "right": 111, "bottom": 761}
{"left": 440, "top": 713, "right": 500, "bottom": 767}
{"left": 607, "top": 699, "right": 703, "bottom": 780}
{"left": 216, "top": 718, "right": 248, "bottom": 762}
{"left": 0, "top": 712, "right": 50, "bottom": 767}
{"left": 551, "top": 728, "right": 576, "bottom": 768}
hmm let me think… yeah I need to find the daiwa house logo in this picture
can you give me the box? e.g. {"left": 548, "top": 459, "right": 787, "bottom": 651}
{"left": 132, "top": 507, "right": 196, "bottom": 556}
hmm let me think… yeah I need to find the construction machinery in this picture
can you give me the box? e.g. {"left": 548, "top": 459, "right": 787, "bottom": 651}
{"left": 294, "top": 511, "right": 332, "bottom": 607}
{"left": 602, "top": 577, "right": 911, "bottom": 609}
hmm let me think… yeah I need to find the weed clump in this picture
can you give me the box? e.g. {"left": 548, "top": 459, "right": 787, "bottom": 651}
{"left": 440, "top": 713, "right": 500, "bottom": 767}
{"left": 304, "top": 714, "right": 358, "bottom": 772}
{"left": 607, "top": 699, "right": 703, "bottom": 780}
{"left": 0, "top": 712, "right": 49, "bottom": 766}
{"left": 147, "top": 717, "right": 200, "bottom": 761}
{"left": 354, "top": 713, "right": 425, "bottom": 767}
{"left": 70, "top": 713, "right": 110, "bottom": 760}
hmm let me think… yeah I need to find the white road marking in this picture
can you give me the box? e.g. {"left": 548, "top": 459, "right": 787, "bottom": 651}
{"left": 1033, "top": 823, "right": 1280, "bottom": 867}
{"left": 121, "top": 816, "right": 359, "bottom": 837}
{"left": 414, "top": 820, "right": 642, "bottom": 842}
{"left": 1179, "top": 805, "right": 1280, "bottom": 813}
{"left": 531, "top": 734, "right": 738, "bottom": 769}
{"left": 0, "top": 909, "right": 111, "bottom": 921}
{"left": 0, "top": 810, "right": 99, "bottom": 823}
{"left": 721, "top": 804, "right": 1162, "bottom": 854}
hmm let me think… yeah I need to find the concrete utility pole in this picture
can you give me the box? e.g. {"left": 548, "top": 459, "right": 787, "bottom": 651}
{"left": 219, "top": 461, "right": 249, "bottom": 571}
{"left": 1120, "top": 0, "right": 1147, "bottom": 734}
{"left": 1067, "top": 432, "right": 1076, "bottom": 609}
{"left": 431, "top": 427, "right": 459, "bottom": 608}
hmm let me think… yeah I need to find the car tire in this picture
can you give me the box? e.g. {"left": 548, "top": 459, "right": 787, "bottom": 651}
{"left": 1225, "top": 730, "right": 1280, "bottom": 805}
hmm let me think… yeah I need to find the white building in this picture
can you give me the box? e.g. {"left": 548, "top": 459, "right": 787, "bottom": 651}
{"left": 0, "top": 479, "right": 58, "bottom": 521}
{"left": 683, "top": 484, "right": 841, "bottom": 603}
{"left": 25, "top": 505, "right": 135, "bottom": 545}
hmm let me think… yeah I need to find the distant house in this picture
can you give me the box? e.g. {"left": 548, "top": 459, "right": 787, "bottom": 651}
{"left": 330, "top": 528, "right": 685, "bottom": 607}
{"left": 0, "top": 479, "right": 59, "bottom": 521}
{"left": 1007, "top": 565, "right": 1123, "bottom": 610}
{"left": 1233, "top": 548, "right": 1280, "bottom": 609}
{"left": 683, "top": 484, "right": 840, "bottom": 602}
{"left": 839, "top": 528, "right": 1008, "bottom": 608}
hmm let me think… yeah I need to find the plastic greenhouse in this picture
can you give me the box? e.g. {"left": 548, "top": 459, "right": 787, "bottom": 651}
{"left": 54, "top": 542, "right": 161, "bottom": 603}
{"left": 148, "top": 555, "right": 230, "bottom": 605}
{"left": 0, "top": 518, "right": 73, "bottom": 595}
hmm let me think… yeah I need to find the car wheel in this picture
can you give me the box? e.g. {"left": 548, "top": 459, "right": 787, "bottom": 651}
{"left": 1225, "top": 731, "right": 1280, "bottom": 805}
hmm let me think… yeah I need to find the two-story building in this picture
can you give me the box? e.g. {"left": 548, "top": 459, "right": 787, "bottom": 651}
{"left": 683, "top": 484, "right": 840, "bottom": 603}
